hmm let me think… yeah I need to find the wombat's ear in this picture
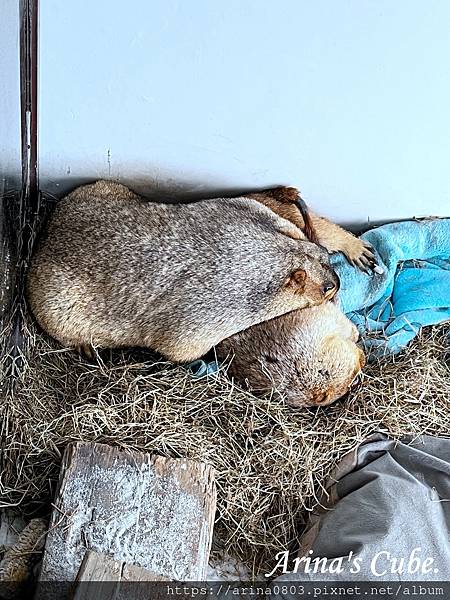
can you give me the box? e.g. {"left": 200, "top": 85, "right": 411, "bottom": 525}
{"left": 285, "top": 268, "right": 306, "bottom": 291}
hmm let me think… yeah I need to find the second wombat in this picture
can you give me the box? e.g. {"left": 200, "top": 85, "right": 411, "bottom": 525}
{"left": 216, "top": 301, "right": 365, "bottom": 408}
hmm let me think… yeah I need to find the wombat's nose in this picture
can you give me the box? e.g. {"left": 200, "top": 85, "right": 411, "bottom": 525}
{"left": 322, "top": 271, "right": 340, "bottom": 300}
{"left": 322, "top": 279, "right": 339, "bottom": 300}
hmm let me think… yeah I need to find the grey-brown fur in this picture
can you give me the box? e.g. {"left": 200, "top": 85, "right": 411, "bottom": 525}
{"left": 216, "top": 301, "right": 366, "bottom": 408}
{"left": 27, "top": 181, "right": 338, "bottom": 362}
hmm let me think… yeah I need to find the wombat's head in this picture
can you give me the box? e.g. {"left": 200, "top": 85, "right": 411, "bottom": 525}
{"left": 277, "top": 241, "right": 340, "bottom": 311}
{"left": 285, "top": 331, "right": 366, "bottom": 408}
{"left": 216, "top": 302, "right": 365, "bottom": 409}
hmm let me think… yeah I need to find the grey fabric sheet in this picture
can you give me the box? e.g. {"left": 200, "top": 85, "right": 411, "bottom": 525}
{"left": 273, "top": 435, "right": 450, "bottom": 583}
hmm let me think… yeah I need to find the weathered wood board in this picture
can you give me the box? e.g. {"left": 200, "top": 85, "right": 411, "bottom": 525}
{"left": 73, "top": 551, "right": 169, "bottom": 600}
{"left": 39, "top": 443, "right": 216, "bottom": 583}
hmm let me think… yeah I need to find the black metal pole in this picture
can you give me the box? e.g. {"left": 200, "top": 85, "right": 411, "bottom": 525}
{"left": 20, "top": 0, "right": 39, "bottom": 212}
{"left": 6, "top": 0, "right": 39, "bottom": 366}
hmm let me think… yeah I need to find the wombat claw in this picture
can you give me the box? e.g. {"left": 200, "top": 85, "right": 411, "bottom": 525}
{"left": 348, "top": 241, "right": 377, "bottom": 274}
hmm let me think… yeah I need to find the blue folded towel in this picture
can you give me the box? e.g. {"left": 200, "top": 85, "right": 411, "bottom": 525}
{"left": 332, "top": 218, "right": 450, "bottom": 359}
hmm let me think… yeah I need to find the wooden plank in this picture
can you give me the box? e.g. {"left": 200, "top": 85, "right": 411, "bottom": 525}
{"left": 76, "top": 550, "right": 168, "bottom": 583}
{"left": 75, "top": 551, "right": 122, "bottom": 586}
{"left": 39, "top": 442, "right": 216, "bottom": 584}
{"left": 73, "top": 551, "right": 169, "bottom": 600}
{"left": 72, "top": 552, "right": 122, "bottom": 600}
{"left": 121, "top": 561, "right": 169, "bottom": 583}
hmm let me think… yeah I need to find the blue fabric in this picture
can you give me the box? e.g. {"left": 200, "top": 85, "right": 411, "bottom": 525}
{"left": 331, "top": 218, "right": 450, "bottom": 359}
{"left": 188, "top": 359, "right": 219, "bottom": 377}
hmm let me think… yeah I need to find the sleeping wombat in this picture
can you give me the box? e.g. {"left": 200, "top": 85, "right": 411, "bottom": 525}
{"left": 215, "top": 301, "right": 365, "bottom": 407}
{"left": 27, "top": 181, "right": 339, "bottom": 362}
{"left": 213, "top": 186, "right": 372, "bottom": 408}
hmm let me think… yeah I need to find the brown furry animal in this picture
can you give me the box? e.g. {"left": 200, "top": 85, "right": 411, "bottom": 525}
{"left": 27, "top": 181, "right": 340, "bottom": 362}
{"left": 214, "top": 185, "right": 372, "bottom": 408}
{"left": 216, "top": 301, "right": 365, "bottom": 408}
{"left": 248, "top": 187, "right": 376, "bottom": 271}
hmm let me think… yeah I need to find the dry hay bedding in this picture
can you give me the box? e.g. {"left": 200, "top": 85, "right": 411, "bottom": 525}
{"left": 1, "top": 314, "right": 449, "bottom": 575}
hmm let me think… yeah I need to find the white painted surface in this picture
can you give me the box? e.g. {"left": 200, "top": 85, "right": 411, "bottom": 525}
{"left": 0, "top": 0, "right": 21, "bottom": 191}
{"left": 39, "top": 0, "right": 450, "bottom": 224}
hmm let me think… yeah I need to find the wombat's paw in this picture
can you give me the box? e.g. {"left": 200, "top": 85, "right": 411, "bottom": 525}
{"left": 343, "top": 238, "right": 377, "bottom": 273}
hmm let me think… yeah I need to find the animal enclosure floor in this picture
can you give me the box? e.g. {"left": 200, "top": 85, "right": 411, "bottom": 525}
{"left": 1, "top": 314, "right": 449, "bottom": 576}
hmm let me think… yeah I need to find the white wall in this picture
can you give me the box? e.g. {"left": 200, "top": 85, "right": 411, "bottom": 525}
{"left": 39, "top": 0, "right": 450, "bottom": 225}
{"left": 0, "top": 0, "right": 21, "bottom": 192}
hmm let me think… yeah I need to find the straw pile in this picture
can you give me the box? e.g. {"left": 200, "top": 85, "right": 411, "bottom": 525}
{"left": 1, "top": 313, "right": 449, "bottom": 575}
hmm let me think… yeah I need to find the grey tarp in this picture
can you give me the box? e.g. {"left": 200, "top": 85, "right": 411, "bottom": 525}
{"left": 272, "top": 434, "right": 450, "bottom": 584}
